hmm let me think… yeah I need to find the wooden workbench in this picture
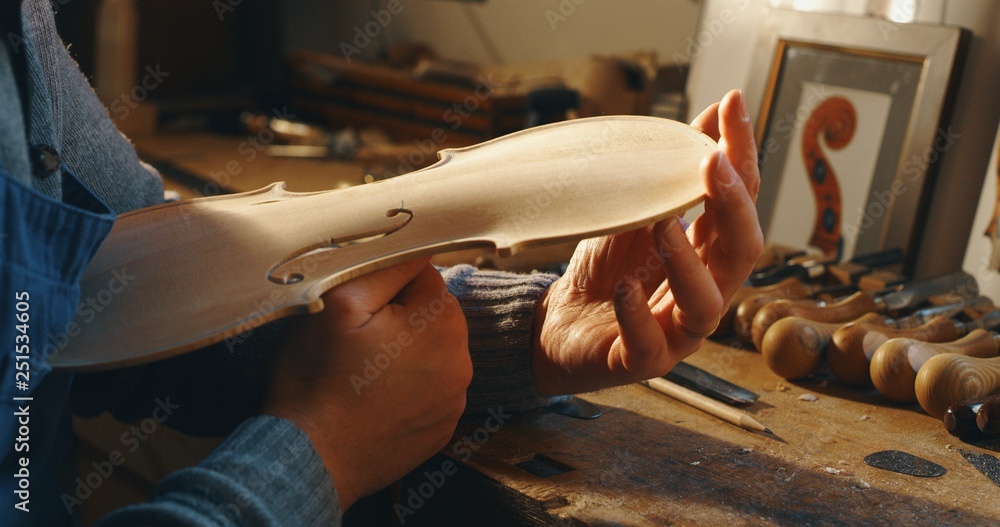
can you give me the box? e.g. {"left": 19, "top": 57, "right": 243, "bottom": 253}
{"left": 388, "top": 340, "right": 1000, "bottom": 527}
{"left": 127, "top": 131, "right": 998, "bottom": 525}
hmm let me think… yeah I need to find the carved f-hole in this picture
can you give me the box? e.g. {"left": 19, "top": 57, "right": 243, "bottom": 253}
{"left": 268, "top": 206, "right": 413, "bottom": 285}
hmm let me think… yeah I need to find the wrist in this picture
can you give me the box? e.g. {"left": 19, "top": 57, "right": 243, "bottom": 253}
{"left": 263, "top": 403, "right": 359, "bottom": 510}
{"left": 531, "top": 282, "right": 567, "bottom": 397}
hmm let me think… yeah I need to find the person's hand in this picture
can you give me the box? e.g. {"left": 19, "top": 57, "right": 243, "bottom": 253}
{"left": 264, "top": 257, "right": 472, "bottom": 510}
{"left": 531, "top": 89, "right": 763, "bottom": 396}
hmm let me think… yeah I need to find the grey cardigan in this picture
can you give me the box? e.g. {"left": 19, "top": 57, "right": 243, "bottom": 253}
{"left": 5, "top": 1, "right": 555, "bottom": 525}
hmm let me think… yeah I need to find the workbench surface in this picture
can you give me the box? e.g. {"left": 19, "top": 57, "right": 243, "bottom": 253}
{"left": 131, "top": 132, "right": 998, "bottom": 526}
{"left": 418, "top": 339, "right": 1000, "bottom": 527}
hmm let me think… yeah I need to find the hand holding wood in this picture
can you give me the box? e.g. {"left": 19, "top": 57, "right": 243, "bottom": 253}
{"left": 53, "top": 116, "right": 715, "bottom": 371}
{"left": 533, "top": 90, "right": 763, "bottom": 396}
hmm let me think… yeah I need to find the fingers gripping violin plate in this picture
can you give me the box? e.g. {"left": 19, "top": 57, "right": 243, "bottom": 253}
{"left": 53, "top": 116, "right": 714, "bottom": 370}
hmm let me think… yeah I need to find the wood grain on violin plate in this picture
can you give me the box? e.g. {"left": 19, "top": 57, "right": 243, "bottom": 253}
{"left": 52, "top": 116, "right": 713, "bottom": 370}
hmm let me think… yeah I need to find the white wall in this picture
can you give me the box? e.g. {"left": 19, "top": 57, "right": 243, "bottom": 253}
{"left": 687, "top": 0, "right": 1000, "bottom": 280}
{"left": 283, "top": 0, "right": 702, "bottom": 66}
{"left": 962, "top": 128, "right": 1000, "bottom": 302}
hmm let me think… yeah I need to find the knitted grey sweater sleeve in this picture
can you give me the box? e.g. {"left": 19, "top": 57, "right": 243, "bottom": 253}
{"left": 21, "top": 0, "right": 163, "bottom": 212}
{"left": 441, "top": 265, "right": 560, "bottom": 414}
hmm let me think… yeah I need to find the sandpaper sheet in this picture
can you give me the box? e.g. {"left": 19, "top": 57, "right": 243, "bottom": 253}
{"left": 959, "top": 449, "right": 1000, "bottom": 487}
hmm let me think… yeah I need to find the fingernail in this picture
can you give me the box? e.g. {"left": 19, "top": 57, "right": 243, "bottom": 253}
{"left": 713, "top": 153, "right": 742, "bottom": 206}
{"left": 714, "top": 152, "right": 738, "bottom": 189}
{"left": 658, "top": 216, "right": 686, "bottom": 256}
{"left": 737, "top": 89, "right": 750, "bottom": 122}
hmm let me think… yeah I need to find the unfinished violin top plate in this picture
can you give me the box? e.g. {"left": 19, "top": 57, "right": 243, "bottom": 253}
{"left": 52, "top": 116, "right": 714, "bottom": 370}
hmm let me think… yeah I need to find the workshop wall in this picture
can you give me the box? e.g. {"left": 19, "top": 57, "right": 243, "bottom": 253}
{"left": 282, "top": 0, "right": 702, "bottom": 66}
{"left": 686, "top": 0, "right": 1000, "bottom": 281}
{"left": 963, "top": 127, "right": 1000, "bottom": 302}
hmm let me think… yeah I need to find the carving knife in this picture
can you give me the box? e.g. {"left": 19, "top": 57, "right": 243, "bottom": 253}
{"left": 664, "top": 361, "right": 759, "bottom": 406}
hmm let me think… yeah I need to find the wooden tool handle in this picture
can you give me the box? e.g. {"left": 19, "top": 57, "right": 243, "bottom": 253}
{"left": 751, "top": 291, "right": 878, "bottom": 351}
{"left": 943, "top": 398, "right": 987, "bottom": 439}
{"left": 976, "top": 394, "right": 1000, "bottom": 435}
{"left": 753, "top": 244, "right": 806, "bottom": 273}
{"left": 871, "top": 329, "right": 999, "bottom": 403}
{"left": 719, "top": 277, "right": 807, "bottom": 337}
{"left": 828, "top": 315, "right": 961, "bottom": 387}
{"left": 760, "top": 316, "right": 842, "bottom": 379}
{"left": 915, "top": 352, "right": 1000, "bottom": 419}
{"left": 732, "top": 279, "right": 810, "bottom": 341}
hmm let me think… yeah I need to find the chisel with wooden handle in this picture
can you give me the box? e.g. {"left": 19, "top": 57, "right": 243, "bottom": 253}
{"left": 916, "top": 353, "right": 1000, "bottom": 419}
{"left": 977, "top": 394, "right": 1000, "bottom": 435}
{"left": 750, "top": 271, "right": 978, "bottom": 351}
{"left": 748, "top": 247, "right": 903, "bottom": 286}
{"left": 943, "top": 394, "right": 1000, "bottom": 439}
{"left": 758, "top": 301, "right": 992, "bottom": 380}
{"left": 752, "top": 244, "right": 806, "bottom": 273}
{"left": 829, "top": 300, "right": 998, "bottom": 386}
{"left": 871, "top": 325, "right": 1000, "bottom": 403}
{"left": 733, "top": 280, "right": 855, "bottom": 342}
{"left": 717, "top": 277, "right": 810, "bottom": 337}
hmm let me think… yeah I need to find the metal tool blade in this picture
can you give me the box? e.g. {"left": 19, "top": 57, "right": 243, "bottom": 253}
{"left": 958, "top": 450, "right": 1000, "bottom": 487}
{"left": 967, "top": 309, "right": 1000, "bottom": 332}
{"left": 893, "top": 295, "right": 995, "bottom": 329}
{"left": 863, "top": 450, "right": 946, "bottom": 477}
{"left": 749, "top": 248, "right": 903, "bottom": 286}
{"left": 664, "top": 362, "right": 759, "bottom": 406}
{"left": 546, "top": 395, "right": 602, "bottom": 419}
{"left": 879, "top": 271, "right": 979, "bottom": 313}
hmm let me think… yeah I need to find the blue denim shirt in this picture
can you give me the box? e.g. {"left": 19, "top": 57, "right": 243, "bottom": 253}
{"left": 1, "top": 2, "right": 341, "bottom": 525}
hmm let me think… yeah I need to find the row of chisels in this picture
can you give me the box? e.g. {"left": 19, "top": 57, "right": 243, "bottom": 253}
{"left": 715, "top": 246, "right": 1000, "bottom": 424}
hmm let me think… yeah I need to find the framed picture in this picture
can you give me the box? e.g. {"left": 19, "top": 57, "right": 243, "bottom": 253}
{"left": 745, "top": 9, "right": 969, "bottom": 272}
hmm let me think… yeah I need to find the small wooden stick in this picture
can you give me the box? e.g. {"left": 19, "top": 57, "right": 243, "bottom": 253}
{"left": 641, "top": 377, "right": 772, "bottom": 434}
